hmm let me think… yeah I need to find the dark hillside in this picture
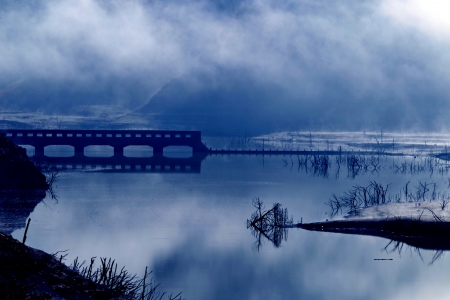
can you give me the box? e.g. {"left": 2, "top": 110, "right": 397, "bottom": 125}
{"left": 0, "top": 133, "right": 48, "bottom": 190}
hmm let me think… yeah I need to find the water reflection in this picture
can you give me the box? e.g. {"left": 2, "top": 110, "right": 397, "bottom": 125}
{"left": 300, "top": 219, "right": 450, "bottom": 265}
{"left": 281, "top": 154, "right": 450, "bottom": 179}
{"left": 384, "top": 238, "right": 448, "bottom": 265}
{"left": 246, "top": 198, "right": 292, "bottom": 251}
{"left": 27, "top": 151, "right": 450, "bottom": 179}
{"left": 30, "top": 153, "right": 208, "bottom": 173}
{"left": 0, "top": 190, "right": 46, "bottom": 234}
{"left": 16, "top": 152, "right": 450, "bottom": 299}
{"left": 248, "top": 199, "right": 450, "bottom": 264}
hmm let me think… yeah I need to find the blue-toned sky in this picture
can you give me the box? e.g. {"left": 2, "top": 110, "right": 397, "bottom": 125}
{"left": 1, "top": 0, "right": 450, "bottom": 134}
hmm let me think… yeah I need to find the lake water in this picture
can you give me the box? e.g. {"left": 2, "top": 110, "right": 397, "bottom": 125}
{"left": 6, "top": 137, "right": 450, "bottom": 299}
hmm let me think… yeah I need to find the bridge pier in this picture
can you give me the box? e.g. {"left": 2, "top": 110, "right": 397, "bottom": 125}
{"left": 114, "top": 146, "right": 123, "bottom": 157}
{"left": 74, "top": 146, "right": 84, "bottom": 155}
{"left": 153, "top": 145, "right": 164, "bottom": 155}
{"left": 34, "top": 146, "right": 45, "bottom": 157}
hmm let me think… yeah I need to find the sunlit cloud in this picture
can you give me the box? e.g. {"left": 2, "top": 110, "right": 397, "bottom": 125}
{"left": 382, "top": 0, "right": 450, "bottom": 36}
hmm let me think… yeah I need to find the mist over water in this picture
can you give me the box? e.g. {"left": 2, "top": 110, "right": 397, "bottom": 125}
{"left": 5, "top": 141, "right": 450, "bottom": 299}
{"left": 3, "top": 0, "right": 450, "bottom": 298}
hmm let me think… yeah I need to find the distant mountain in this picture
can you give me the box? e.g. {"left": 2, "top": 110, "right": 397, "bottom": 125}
{"left": 135, "top": 73, "right": 305, "bottom": 135}
{"left": 0, "top": 77, "right": 150, "bottom": 115}
{"left": 135, "top": 67, "right": 445, "bottom": 135}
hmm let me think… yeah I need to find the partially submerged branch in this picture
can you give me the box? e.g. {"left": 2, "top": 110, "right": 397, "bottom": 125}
{"left": 247, "top": 198, "right": 293, "bottom": 250}
{"left": 248, "top": 197, "right": 450, "bottom": 256}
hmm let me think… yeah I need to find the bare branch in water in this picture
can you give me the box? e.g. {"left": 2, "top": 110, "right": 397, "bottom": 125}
{"left": 247, "top": 198, "right": 293, "bottom": 250}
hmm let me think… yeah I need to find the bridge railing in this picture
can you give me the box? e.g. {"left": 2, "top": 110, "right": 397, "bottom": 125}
{"left": 2, "top": 129, "right": 200, "bottom": 140}
{"left": 2, "top": 129, "right": 209, "bottom": 154}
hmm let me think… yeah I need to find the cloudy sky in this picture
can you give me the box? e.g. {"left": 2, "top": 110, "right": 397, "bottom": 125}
{"left": 1, "top": 0, "right": 450, "bottom": 133}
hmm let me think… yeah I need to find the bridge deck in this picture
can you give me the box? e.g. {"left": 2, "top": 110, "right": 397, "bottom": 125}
{"left": 2, "top": 129, "right": 209, "bottom": 155}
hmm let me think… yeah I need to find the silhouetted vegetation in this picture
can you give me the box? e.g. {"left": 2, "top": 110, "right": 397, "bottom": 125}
{"left": 384, "top": 238, "right": 446, "bottom": 265}
{"left": 326, "top": 181, "right": 391, "bottom": 217}
{"left": 248, "top": 193, "right": 450, "bottom": 260}
{"left": 0, "top": 232, "right": 117, "bottom": 299}
{"left": 71, "top": 257, "right": 184, "bottom": 300}
{"left": 32, "top": 160, "right": 59, "bottom": 199}
{"left": 247, "top": 198, "right": 293, "bottom": 251}
{"left": 281, "top": 153, "right": 450, "bottom": 179}
{"left": 326, "top": 180, "right": 450, "bottom": 217}
{"left": 229, "top": 133, "right": 253, "bottom": 149}
{"left": 0, "top": 231, "right": 185, "bottom": 299}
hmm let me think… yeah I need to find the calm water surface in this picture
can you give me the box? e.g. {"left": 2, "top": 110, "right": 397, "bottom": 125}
{"left": 9, "top": 151, "right": 450, "bottom": 300}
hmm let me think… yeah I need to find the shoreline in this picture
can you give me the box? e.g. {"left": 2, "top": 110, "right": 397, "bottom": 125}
{"left": 0, "top": 232, "right": 118, "bottom": 298}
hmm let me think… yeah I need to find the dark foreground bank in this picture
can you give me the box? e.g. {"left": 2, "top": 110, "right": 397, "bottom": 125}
{"left": 0, "top": 134, "right": 183, "bottom": 299}
{"left": 0, "top": 232, "right": 122, "bottom": 299}
{"left": 0, "top": 132, "right": 48, "bottom": 190}
{"left": 0, "top": 227, "right": 184, "bottom": 300}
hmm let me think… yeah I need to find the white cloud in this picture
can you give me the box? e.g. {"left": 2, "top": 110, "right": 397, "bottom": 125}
{"left": 382, "top": 0, "right": 450, "bottom": 37}
{"left": 0, "top": 0, "right": 390, "bottom": 89}
{"left": 1, "top": 0, "right": 450, "bottom": 131}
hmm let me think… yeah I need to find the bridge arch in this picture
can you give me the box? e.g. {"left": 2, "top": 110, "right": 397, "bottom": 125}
{"left": 123, "top": 145, "right": 153, "bottom": 157}
{"left": 43, "top": 145, "right": 75, "bottom": 157}
{"left": 163, "top": 146, "right": 193, "bottom": 158}
{"left": 84, "top": 145, "right": 114, "bottom": 157}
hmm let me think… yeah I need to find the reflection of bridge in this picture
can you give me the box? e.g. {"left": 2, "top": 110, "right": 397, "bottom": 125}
{"left": 2, "top": 129, "right": 209, "bottom": 156}
{"left": 31, "top": 153, "right": 207, "bottom": 173}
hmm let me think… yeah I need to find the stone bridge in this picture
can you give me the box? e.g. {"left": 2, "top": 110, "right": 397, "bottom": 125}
{"left": 2, "top": 129, "right": 209, "bottom": 156}
{"left": 31, "top": 154, "right": 207, "bottom": 173}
